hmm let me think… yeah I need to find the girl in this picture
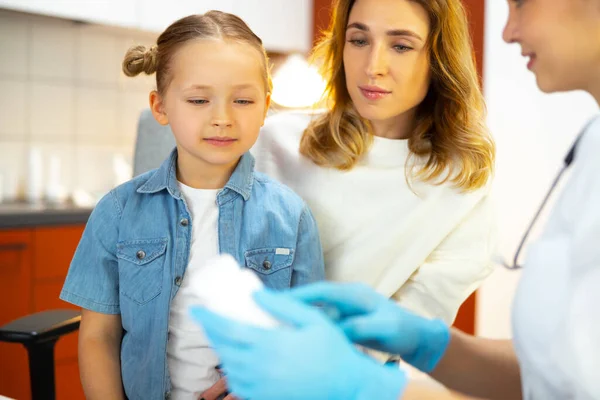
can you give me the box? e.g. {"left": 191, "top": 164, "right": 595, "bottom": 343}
{"left": 59, "top": 11, "right": 324, "bottom": 400}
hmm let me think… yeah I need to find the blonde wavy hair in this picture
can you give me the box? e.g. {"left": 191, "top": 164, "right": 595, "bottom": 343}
{"left": 301, "top": 0, "right": 495, "bottom": 191}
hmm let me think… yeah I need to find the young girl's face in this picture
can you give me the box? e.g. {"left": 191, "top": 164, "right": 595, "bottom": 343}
{"left": 503, "top": 0, "right": 600, "bottom": 94}
{"left": 151, "top": 39, "right": 270, "bottom": 171}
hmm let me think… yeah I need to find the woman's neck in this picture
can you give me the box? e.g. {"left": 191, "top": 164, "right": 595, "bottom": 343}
{"left": 175, "top": 146, "right": 238, "bottom": 189}
{"left": 590, "top": 81, "right": 600, "bottom": 107}
{"left": 369, "top": 108, "right": 417, "bottom": 140}
{"left": 582, "top": 67, "right": 600, "bottom": 106}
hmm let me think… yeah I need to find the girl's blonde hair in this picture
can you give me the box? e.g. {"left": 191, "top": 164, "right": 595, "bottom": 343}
{"left": 301, "top": 0, "right": 495, "bottom": 191}
{"left": 122, "top": 11, "right": 272, "bottom": 95}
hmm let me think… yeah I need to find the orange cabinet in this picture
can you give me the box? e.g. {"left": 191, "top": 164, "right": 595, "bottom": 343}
{"left": 455, "top": 292, "right": 477, "bottom": 335}
{"left": 0, "top": 230, "right": 33, "bottom": 400}
{"left": 0, "top": 225, "right": 85, "bottom": 400}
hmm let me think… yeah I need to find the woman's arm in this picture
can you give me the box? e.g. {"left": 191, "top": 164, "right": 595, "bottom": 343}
{"left": 79, "top": 309, "right": 126, "bottom": 400}
{"left": 402, "top": 381, "right": 484, "bottom": 400}
{"left": 392, "top": 195, "right": 496, "bottom": 323}
{"left": 429, "top": 329, "right": 522, "bottom": 400}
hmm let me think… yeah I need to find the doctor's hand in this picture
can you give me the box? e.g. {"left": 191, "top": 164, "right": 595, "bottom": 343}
{"left": 290, "top": 282, "right": 451, "bottom": 373}
{"left": 190, "top": 290, "right": 407, "bottom": 400}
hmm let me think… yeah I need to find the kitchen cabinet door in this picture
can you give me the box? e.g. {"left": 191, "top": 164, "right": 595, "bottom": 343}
{"left": 0, "top": 229, "right": 33, "bottom": 400}
{"left": 0, "top": 225, "right": 85, "bottom": 400}
{"left": 0, "top": 0, "right": 137, "bottom": 28}
{"left": 33, "top": 225, "right": 84, "bottom": 280}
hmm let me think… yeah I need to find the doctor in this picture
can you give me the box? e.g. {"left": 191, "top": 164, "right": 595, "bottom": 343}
{"left": 190, "top": 0, "right": 600, "bottom": 399}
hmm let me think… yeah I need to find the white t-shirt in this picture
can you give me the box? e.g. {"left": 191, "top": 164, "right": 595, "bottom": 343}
{"left": 252, "top": 111, "right": 497, "bottom": 323}
{"left": 513, "top": 116, "right": 600, "bottom": 399}
{"left": 167, "top": 183, "right": 221, "bottom": 400}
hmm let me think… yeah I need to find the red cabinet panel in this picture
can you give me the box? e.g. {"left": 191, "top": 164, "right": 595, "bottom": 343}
{"left": 0, "top": 226, "right": 85, "bottom": 400}
{"left": 33, "top": 225, "right": 84, "bottom": 280}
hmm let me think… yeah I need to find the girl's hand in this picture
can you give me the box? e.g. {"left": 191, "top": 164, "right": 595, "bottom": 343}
{"left": 197, "top": 377, "right": 239, "bottom": 400}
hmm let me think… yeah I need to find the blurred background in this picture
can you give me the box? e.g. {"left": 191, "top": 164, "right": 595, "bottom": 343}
{"left": 0, "top": 1, "right": 598, "bottom": 399}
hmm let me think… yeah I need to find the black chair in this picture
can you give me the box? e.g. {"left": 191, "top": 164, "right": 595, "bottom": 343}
{"left": 0, "top": 310, "right": 81, "bottom": 400}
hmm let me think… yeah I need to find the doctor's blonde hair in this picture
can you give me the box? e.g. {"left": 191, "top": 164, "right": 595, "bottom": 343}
{"left": 301, "top": 0, "right": 495, "bottom": 191}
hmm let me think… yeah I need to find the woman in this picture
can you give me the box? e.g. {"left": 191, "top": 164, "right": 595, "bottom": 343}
{"left": 200, "top": 0, "right": 495, "bottom": 393}
{"left": 199, "top": 0, "right": 495, "bottom": 395}
{"left": 253, "top": 0, "right": 495, "bottom": 323}
{"left": 199, "top": 0, "right": 494, "bottom": 397}
{"left": 192, "top": 0, "right": 600, "bottom": 399}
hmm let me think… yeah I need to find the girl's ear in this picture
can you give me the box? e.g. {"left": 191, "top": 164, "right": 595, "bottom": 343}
{"left": 149, "top": 90, "right": 169, "bottom": 125}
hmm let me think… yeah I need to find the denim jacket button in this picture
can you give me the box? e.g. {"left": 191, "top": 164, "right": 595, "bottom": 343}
{"left": 180, "top": 218, "right": 189, "bottom": 227}
{"left": 136, "top": 250, "right": 146, "bottom": 260}
{"left": 262, "top": 260, "right": 272, "bottom": 270}
{"left": 174, "top": 276, "right": 182, "bottom": 286}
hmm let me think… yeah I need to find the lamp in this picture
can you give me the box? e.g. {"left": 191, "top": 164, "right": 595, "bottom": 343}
{"left": 270, "top": 54, "right": 327, "bottom": 109}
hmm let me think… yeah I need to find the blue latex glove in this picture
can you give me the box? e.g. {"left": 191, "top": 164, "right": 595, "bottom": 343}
{"left": 190, "top": 289, "right": 407, "bottom": 400}
{"left": 290, "top": 282, "right": 451, "bottom": 373}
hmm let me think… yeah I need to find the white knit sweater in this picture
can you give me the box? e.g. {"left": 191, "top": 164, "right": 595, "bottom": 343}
{"left": 252, "top": 111, "right": 496, "bottom": 323}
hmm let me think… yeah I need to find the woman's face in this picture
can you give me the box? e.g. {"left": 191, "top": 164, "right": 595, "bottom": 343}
{"left": 503, "top": 0, "right": 600, "bottom": 94}
{"left": 343, "top": 0, "right": 431, "bottom": 126}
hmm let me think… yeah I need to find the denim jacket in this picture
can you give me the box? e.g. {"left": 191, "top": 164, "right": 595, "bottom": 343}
{"left": 60, "top": 149, "right": 325, "bottom": 400}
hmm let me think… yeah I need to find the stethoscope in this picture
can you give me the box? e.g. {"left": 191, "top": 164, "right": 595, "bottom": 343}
{"left": 501, "top": 120, "right": 593, "bottom": 270}
{"left": 385, "top": 121, "right": 592, "bottom": 367}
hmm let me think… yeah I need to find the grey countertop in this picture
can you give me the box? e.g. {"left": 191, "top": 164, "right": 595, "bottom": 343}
{"left": 0, "top": 202, "right": 92, "bottom": 229}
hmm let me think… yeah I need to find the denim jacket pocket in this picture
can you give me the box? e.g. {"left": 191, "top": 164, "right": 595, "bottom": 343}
{"left": 244, "top": 247, "right": 295, "bottom": 289}
{"left": 117, "top": 238, "right": 168, "bottom": 305}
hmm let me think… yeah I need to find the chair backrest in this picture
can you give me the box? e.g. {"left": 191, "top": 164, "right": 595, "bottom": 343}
{"left": 133, "top": 109, "right": 176, "bottom": 176}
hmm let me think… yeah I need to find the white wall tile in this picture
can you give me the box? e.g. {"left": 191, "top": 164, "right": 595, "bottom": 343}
{"left": 118, "top": 91, "right": 151, "bottom": 146}
{"left": 30, "top": 20, "right": 76, "bottom": 80}
{"left": 74, "top": 144, "right": 132, "bottom": 196}
{"left": 30, "top": 83, "right": 74, "bottom": 139}
{"left": 77, "top": 28, "right": 119, "bottom": 85}
{"left": 0, "top": 141, "right": 26, "bottom": 201}
{"left": 119, "top": 143, "right": 136, "bottom": 169}
{"left": 0, "top": 80, "right": 28, "bottom": 137}
{"left": 0, "top": 13, "right": 162, "bottom": 203}
{"left": 0, "top": 14, "right": 29, "bottom": 77}
{"left": 75, "top": 87, "right": 119, "bottom": 141}
{"left": 30, "top": 141, "right": 75, "bottom": 201}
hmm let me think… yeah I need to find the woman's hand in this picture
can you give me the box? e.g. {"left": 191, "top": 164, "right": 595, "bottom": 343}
{"left": 190, "top": 289, "right": 407, "bottom": 400}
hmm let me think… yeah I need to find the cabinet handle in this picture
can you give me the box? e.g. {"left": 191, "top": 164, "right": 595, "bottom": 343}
{"left": 0, "top": 243, "right": 27, "bottom": 252}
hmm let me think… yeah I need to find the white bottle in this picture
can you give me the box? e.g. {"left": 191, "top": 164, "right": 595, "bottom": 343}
{"left": 0, "top": 173, "right": 4, "bottom": 204}
{"left": 46, "top": 155, "right": 67, "bottom": 204}
{"left": 26, "top": 147, "right": 44, "bottom": 204}
{"left": 188, "top": 254, "right": 279, "bottom": 328}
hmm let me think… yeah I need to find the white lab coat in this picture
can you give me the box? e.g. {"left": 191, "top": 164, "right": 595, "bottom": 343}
{"left": 512, "top": 115, "right": 600, "bottom": 399}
